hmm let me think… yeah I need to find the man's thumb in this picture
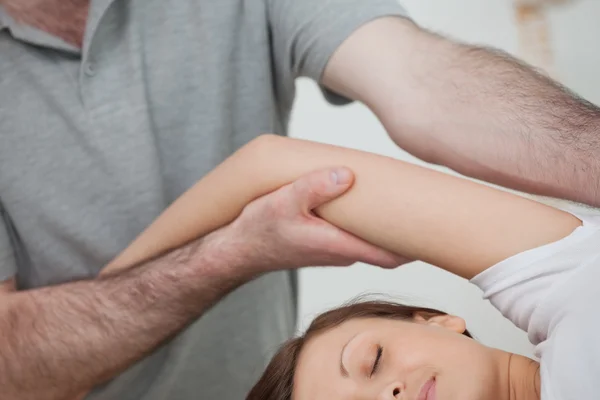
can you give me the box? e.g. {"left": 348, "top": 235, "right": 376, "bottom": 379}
{"left": 292, "top": 167, "right": 355, "bottom": 211}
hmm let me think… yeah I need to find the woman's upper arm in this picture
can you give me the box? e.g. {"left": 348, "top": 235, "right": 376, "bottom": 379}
{"left": 103, "top": 134, "right": 582, "bottom": 279}
{"left": 251, "top": 136, "right": 583, "bottom": 278}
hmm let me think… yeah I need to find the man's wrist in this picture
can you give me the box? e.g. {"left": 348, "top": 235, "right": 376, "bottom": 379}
{"left": 186, "top": 227, "right": 261, "bottom": 285}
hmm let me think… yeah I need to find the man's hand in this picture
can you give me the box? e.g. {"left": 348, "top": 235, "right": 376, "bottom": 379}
{"left": 212, "top": 167, "right": 407, "bottom": 276}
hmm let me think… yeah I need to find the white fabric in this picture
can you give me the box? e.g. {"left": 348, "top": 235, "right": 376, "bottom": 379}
{"left": 471, "top": 208, "right": 600, "bottom": 400}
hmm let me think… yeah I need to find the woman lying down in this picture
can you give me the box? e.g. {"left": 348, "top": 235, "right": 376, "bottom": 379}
{"left": 103, "top": 134, "right": 599, "bottom": 400}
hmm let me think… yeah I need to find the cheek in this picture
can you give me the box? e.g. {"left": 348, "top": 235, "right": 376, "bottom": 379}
{"left": 394, "top": 347, "right": 430, "bottom": 370}
{"left": 386, "top": 329, "right": 465, "bottom": 371}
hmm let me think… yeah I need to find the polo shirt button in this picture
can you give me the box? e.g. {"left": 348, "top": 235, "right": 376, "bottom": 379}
{"left": 84, "top": 61, "right": 96, "bottom": 77}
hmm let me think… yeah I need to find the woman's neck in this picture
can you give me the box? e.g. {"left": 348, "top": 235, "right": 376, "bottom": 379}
{"left": 506, "top": 353, "right": 541, "bottom": 400}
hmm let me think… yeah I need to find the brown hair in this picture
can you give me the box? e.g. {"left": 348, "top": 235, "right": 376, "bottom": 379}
{"left": 246, "top": 299, "right": 472, "bottom": 400}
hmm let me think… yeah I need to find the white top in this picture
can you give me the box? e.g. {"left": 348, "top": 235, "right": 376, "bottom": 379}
{"left": 471, "top": 208, "right": 600, "bottom": 400}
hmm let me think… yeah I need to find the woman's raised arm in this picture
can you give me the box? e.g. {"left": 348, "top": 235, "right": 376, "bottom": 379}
{"left": 102, "top": 135, "right": 580, "bottom": 279}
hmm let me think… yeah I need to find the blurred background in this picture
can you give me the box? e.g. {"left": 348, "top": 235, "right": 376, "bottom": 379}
{"left": 290, "top": 0, "right": 600, "bottom": 358}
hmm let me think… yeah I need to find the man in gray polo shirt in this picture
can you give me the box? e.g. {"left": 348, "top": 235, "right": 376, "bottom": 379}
{"left": 1, "top": 0, "right": 599, "bottom": 399}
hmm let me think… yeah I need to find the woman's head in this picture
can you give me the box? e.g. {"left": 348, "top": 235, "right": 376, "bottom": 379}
{"left": 248, "top": 300, "right": 508, "bottom": 400}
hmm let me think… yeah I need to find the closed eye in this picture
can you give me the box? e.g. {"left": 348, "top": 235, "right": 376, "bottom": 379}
{"left": 370, "top": 345, "right": 383, "bottom": 377}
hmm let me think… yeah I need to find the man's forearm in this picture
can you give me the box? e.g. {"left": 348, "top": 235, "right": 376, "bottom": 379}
{"left": 323, "top": 17, "right": 600, "bottom": 206}
{"left": 388, "top": 22, "right": 600, "bottom": 205}
{"left": 0, "top": 234, "right": 248, "bottom": 400}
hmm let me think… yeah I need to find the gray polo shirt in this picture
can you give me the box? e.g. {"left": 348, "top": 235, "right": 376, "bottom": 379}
{"left": 0, "top": 0, "right": 408, "bottom": 398}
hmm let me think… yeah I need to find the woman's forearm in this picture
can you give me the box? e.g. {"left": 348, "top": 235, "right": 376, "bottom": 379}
{"left": 102, "top": 135, "right": 580, "bottom": 279}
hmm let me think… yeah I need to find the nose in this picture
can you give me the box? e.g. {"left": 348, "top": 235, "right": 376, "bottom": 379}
{"left": 378, "top": 382, "right": 404, "bottom": 400}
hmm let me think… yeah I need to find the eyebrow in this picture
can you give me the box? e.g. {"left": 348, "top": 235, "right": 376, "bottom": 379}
{"left": 340, "top": 334, "right": 357, "bottom": 378}
{"left": 340, "top": 347, "right": 349, "bottom": 377}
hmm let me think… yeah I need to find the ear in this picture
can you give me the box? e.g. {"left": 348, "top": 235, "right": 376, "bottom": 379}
{"left": 413, "top": 312, "right": 466, "bottom": 334}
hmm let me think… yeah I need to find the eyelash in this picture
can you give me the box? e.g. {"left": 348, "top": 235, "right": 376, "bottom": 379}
{"left": 370, "top": 345, "right": 383, "bottom": 377}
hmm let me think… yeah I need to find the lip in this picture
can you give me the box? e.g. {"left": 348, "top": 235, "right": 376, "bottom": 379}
{"left": 417, "top": 377, "right": 436, "bottom": 400}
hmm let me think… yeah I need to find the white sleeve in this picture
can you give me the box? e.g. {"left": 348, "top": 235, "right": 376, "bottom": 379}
{"left": 470, "top": 208, "right": 600, "bottom": 345}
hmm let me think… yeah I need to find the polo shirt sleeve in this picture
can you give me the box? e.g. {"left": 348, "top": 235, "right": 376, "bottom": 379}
{"left": 266, "top": 0, "right": 410, "bottom": 105}
{"left": 0, "top": 199, "right": 17, "bottom": 282}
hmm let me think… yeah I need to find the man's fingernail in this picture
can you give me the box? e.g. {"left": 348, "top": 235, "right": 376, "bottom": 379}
{"left": 332, "top": 168, "right": 352, "bottom": 185}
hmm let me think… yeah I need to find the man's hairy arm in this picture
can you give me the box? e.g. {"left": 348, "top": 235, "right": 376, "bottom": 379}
{"left": 0, "top": 236, "right": 246, "bottom": 400}
{"left": 323, "top": 17, "right": 600, "bottom": 206}
{"left": 0, "top": 166, "right": 394, "bottom": 400}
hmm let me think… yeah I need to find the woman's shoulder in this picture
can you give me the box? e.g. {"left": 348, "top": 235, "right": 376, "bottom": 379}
{"left": 470, "top": 206, "right": 600, "bottom": 340}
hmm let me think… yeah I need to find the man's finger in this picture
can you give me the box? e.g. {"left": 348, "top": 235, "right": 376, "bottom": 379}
{"left": 291, "top": 167, "right": 355, "bottom": 211}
